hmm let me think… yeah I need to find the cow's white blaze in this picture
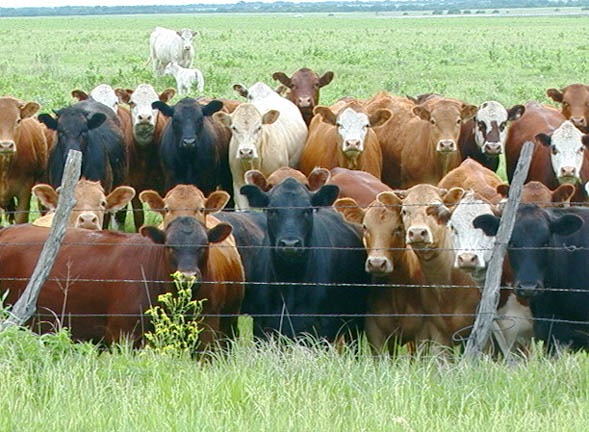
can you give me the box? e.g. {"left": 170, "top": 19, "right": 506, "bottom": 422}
{"left": 474, "top": 101, "right": 509, "bottom": 154}
{"left": 549, "top": 120, "right": 586, "bottom": 183}
{"left": 336, "top": 107, "right": 370, "bottom": 154}
{"left": 90, "top": 84, "right": 119, "bottom": 114}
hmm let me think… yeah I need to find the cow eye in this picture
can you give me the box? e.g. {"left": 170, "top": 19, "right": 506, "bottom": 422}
{"left": 128, "top": 101, "right": 136, "bottom": 108}
{"left": 199, "top": 207, "right": 205, "bottom": 213}
{"left": 478, "top": 121, "right": 486, "bottom": 131}
{"left": 430, "top": 119, "right": 436, "bottom": 126}
{"left": 400, "top": 208, "right": 407, "bottom": 217}
{"left": 562, "top": 102, "right": 570, "bottom": 109}
{"left": 579, "top": 146, "right": 585, "bottom": 153}
{"left": 550, "top": 145, "right": 559, "bottom": 155}
{"left": 164, "top": 206, "right": 170, "bottom": 212}
{"left": 499, "top": 122, "right": 506, "bottom": 132}
{"left": 456, "top": 118, "right": 462, "bottom": 125}
{"left": 336, "top": 122, "right": 342, "bottom": 128}
{"left": 15, "top": 118, "right": 22, "bottom": 125}
{"left": 256, "top": 125, "right": 262, "bottom": 133}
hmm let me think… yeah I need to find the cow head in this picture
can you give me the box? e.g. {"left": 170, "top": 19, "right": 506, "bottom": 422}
{"left": 38, "top": 107, "right": 106, "bottom": 154}
{"left": 116, "top": 84, "right": 175, "bottom": 146}
{"left": 473, "top": 101, "right": 525, "bottom": 156}
{"left": 244, "top": 167, "right": 330, "bottom": 192}
{"left": 272, "top": 68, "right": 334, "bottom": 120}
{"left": 213, "top": 103, "right": 279, "bottom": 162}
{"left": 497, "top": 181, "right": 575, "bottom": 208}
{"left": 474, "top": 204, "right": 583, "bottom": 298}
{"left": 32, "top": 179, "right": 135, "bottom": 230}
{"left": 315, "top": 104, "right": 391, "bottom": 158}
{"left": 72, "top": 84, "right": 119, "bottom": 115}
{"left": 0, "top": 97, "right": 40, "bottom": 158}
{"left": 413, "top": 99, "right": 477, "bottom": 153}
{"left": 547, "top": 84, "right": 589, "bottom": 132}
{"left": 139, "top": 184, "right": 229, "bottom": 228}
{"left": 394, "top": 184, "right": 465, "bottom": 260}
{"left": 535, "top": 120, "right": 589, "bottom": 184}
{"left": 141, "top": 216, "right": 232, "bottom": 287}
{"left": 152, "top": 98, "right": 223, "bottom": 149}
{"left": 233, "top": 82, "right": 275, "bottom": 102}
{"left": 241, "top": 177, "right": 339, "bottom": 264}
{"left": 176, "top": 28, "right": 197, "bottom": 54}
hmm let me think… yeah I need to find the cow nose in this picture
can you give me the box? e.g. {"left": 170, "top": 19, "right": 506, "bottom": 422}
{"left": 297, "top": 97, "right": 313, "bottom": 108}
{"left": 182, "top": 138, "right": 197, "bottom": 147}
{"left": 278, "top": 238, "right": 302, "bottom": 249}
{"left": 560, "top": 166, "right": 577, "bottom": 178}
{"left": 437, "top": 139, "right": 457, "bottom": 152}
{"left": 570, "top": 116, "right": 586, "bottom": 127}
{"left": 365, "top": 256, "right": 392, "bottom": 274}
{"left": 457, "top": 253, "right": 479, "bottom": 269}
{"left": 239, "top": 147, "right": 255, "bottom": 159}
{"left": 514, "top": 281, "right": 541, "bottom": 299}
{"left": 76, "top": 212, "right": 99, "bottom": 230}
{"left": 484, "top": 142, "right": 502, "bottom": 155}
{"left": 344, "top": 139, "right": 361, "bottom": 152}
{"left": 407, "top": 226, "right": 431, "bottom": 244}
{"left": 0, "top": 141, "right": 16, "bottom": 153}
{"left": 138, "top": 114, "right": 152, "bottom": 124}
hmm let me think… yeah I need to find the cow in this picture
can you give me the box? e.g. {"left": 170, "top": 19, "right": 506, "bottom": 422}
{"left": 0, "top": 96, "right": 48, "bottom": 224}
{"left": 233, "top": 82, "right": 307, "bottom": 167}
{"left": 31, "top": 179, "right": 135, "bottom": 230}
{"left": 163, "top": 61, "right": 205, "bottom": 96}
{"left": 38, "top": 100, "right": 127, "bottom": 200}
{"left": 239, "top": 177, "right": 369, "bottom": 342}
{"left": 299, "top": 101, "right": 391, "bottom": 179}
{"left": 474, "top": 204, "right": 589, "bottom": 352}
{"left": 546, "top": 83, "right": 589, "bottom": 132}
{"left": 72, "top": 84, "right": 120, "bottom": 115}
{"left": 505, "top": 102, "right": 589, "bottom": 204}
{"left": 0, "top": 217, "right": 244, "bottom": 351}
{"left": 333, "top": 195, "right": 426, "bottom": 355}
{"left": 437, "top": 158, "right": 504, "bottom": 205}
{"left": 496, "top": 181, "right": 575, "bottom": 208}
{"left": 244, "top": 167, "right": 317, "bottom": 191}
{"left": 213, "top": 103, "right": 287, "bottom": 210}
{"left": 271, "top": 68, "right": 334, "bottom": 126}
{"left": 152, "top": 97, "right": 232, "bottom": 198}
{"left": 114, "top": 84, "right": 175, "bottom": 230}
{"left": 149, "top": 27, "right": 197, "bottom": 75}
{"left": 458, "top": 101, "right": 525, "bottom": 172}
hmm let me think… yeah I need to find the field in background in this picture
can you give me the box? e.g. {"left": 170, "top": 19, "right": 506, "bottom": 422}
{"left": 1, "top": 13, "right": 589, "bottom": 430}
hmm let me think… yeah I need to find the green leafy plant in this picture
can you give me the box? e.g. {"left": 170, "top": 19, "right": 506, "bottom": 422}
{"left": 144, "top": 271, "right": 205, "bottom": 356}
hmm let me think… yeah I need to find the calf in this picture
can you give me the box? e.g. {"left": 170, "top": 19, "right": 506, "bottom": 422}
{"left": 163, "top": 61, "right": 205, "bottom": 96}
{"left": 546, "top": 83, "right": 589, "bottom": 132}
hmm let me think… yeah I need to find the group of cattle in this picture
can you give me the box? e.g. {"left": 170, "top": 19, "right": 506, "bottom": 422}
{"left": 1, "top": 65, "right": 589, "bottom": 355}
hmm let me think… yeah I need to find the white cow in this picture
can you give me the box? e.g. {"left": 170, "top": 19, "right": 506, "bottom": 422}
{"left": 233, "top": 82, "right": 307, "bottom": 167}
{"left": 149, "top": 26, "right": 197, "bottom": 75}
{"left": 163, "top": 61, "right": 204, "bottom": 96}
{"left": 214, "top": 104, "right": 287, "bottom": 210}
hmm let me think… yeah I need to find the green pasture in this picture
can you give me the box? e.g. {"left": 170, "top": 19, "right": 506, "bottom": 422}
{"left": 1, "top": 13, "right": 589, "bottom": 431}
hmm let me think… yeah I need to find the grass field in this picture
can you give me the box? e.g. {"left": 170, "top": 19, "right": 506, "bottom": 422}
{"left": 1, "top": 12, "right": 589, "bottom": 431}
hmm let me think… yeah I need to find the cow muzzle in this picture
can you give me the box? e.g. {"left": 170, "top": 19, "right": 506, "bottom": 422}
{"left": 482, "top": 141, "right": 502, "bottom": 155}
{"left": 406, "top": 226, "right": 433, "bottom": 245}
{"left": 181, "top": 138, "right": 197, "bottom": 148}
{"left": 558, "top": 166, "right": 579, "bottom": 184}
{"left": 365, "top": 256, "right": 393, "bottom": 275}
{"left": 436, "top": 139, "right": 457, "bottom": 153}
{"left": 570, "top": 116, "right": 586, "bottom": 129}
{"left": 514, "top": 281, "right": 542, "bottom": 299}
{"left": 276, "top": 238, "right": 305, "bottom": 258}
{"left": 343, "top": 140, "right": 363, "bottom": 154}
{"left": 456, "top": 252, "right": 483, "bottom": 270}
{"left": 75, "top": 212, "right": 101, "bottom": 230}
{"left": 297, "top": 97, "right": 313, "bottom": 109}
{"left": 0, "top": 140, "right": 16, "bottom": 154}
{"left": 238, "top": 147, "right": 257, "bottom": 160}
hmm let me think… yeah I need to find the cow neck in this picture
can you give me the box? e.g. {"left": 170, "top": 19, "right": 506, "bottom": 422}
{"left": 0, "top": 154, "right": 14, "bottom": 200}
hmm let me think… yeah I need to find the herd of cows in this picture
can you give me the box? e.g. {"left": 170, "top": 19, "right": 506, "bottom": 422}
{"left": 1, "top": 33, "right": 589, "bottom": 355}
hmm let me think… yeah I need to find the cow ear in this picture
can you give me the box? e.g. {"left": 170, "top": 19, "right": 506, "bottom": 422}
{"left": 140, "top": 225, "right": 166, "bottom": 245}
{"left": 38, "top": 113, "right": 58, "bottom": 131}
{"left": 551, "top": 184, "right": 575, "bottom": 206}
{"left": 391, "top": 189, "right": 407, "bottom": 201}
{"left": 473, "top": 214, "right": 500, "bottom": 237}
{"left": 369, "top": 108, "right": 392, "bottom": 127}
{"left": 233, "top": 84, "right": 249, "bottom": 99}
{"left": 319, "top": 71, "right": 334, "bottom": 88}
{"left": 152, "top": 101, "right": 174, "bottom": 117}
{"left": 244, "top": 170, "right": 270, "bottom": 191}
{"left": 461, "top": 104, "right": 478, "bottom": 120}
{"left": 442, "top": 187, "right": 465, "bottom": 208}
{"left": 202, "top": 100, "right": 223, "bottom": 117}
{"left": 159, "top": 88, "right": 176, "bottom": 103}
{"left": 213, "top": 111, "right": 232, "bottom": 128}
{"left": 262, "top": 109, "right": 280, "bottom": 125}
{"left": 333, "top": 198, "right": 364, "bottom": 225}
{"left": 377, "top": 191, "right": 403, "bottom": 210}
{"left": 204, "top": 191, "right": 230, "bottom": 215}
{"left": 272, "top": 72, "right": 292, "bottom": 88}
{"left": 308, "top": 167, "right": 330, "bottom": 191}
{"left": 105, "top": 186, "right": 136, "bottom": 213}
{"left": 207, "top": 223, "right": 232, "bottom": 244}
{"left": 535, "top": 133, "right": 552, "bottom": 147}
{"left": 311, "top": 184, "right": 340, "bottom": 207}
{"left": 20, "top": 102, "right": 40, "bottom": 119}
{"left": 115, "top": 88, "right": 133, "bottom": 104}
{"left": 314, "top": 106, "right": 337, "bottom": 125}
{"left": 87, "top": 113, "right": 106, "bottom": 130}
{"left": 71, "top": 90, "right": 89, "bottom": 101}
{"left": 240, "top": 184, "right": 269, "bottom": 208}
{"left": 546, "top": 88, "right": 563, "bottom": 103}
{"left": 507, "top": 104, "right": 525, "bottom": 121}
{"left": 550, "top": 214, "right": 583, "bottom": 236}
{"left": 32, "top": 184, "right": 59, "bottom": 210}
{"left": 496, "top": 183, "right": 510, "bottom": 198}
{"left": 412, "top": 105, "right": 431, "bottom": 121}
{"left": 139, "top": 190, "right": 166, "bottom": 217}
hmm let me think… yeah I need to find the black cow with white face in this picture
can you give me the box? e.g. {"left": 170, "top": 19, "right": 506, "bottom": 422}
{"left": 240, "top": 177, "right": 368, "bottom": 343}
{"left": 474, "top": 203, "right": 589, "bottom": 352}
{"left": 153, "top": 97, "right": 232, "bottom": 196}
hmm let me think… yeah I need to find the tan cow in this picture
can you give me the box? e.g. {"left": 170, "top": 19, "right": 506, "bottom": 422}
{"left": 437, "top": 158, "right": 504, "bottom": 204}
{"left": 546, "top": 83, "right": 589, "bottom": 131}
{"left": 32, "top": 179, "right": 135, "bottom": 230}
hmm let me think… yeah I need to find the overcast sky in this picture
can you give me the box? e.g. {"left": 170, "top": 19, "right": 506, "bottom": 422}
{"left": 1, "top": 0, "right": 334, "bottom": 7}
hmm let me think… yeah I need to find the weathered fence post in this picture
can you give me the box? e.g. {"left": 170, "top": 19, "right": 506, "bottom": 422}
{"left": 462, "top": 141, "right": 534, "bottom": 362}
{"left": 0, "top": 149, "right": 82, "bottom": 331}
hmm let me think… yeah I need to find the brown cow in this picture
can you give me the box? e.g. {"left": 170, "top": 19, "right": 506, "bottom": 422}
{"left": 437, "top": 158, "right": 504, "bottom": 204}
{"left": 0, "top": 97, "right": 48, "bottom": 224}
{"left": 0, "top": 219, "right": 244, "bottom": 351}
{"left": 496, "top": 181, "right": 575, "bottom": 208}
{"left": 32, "top": 179, "right": 135, "bottom": 230}
{"left": 546, "top": 83, "right": 589, "bottom": 131}
{"left": 299, "top": 101, "right": 391, "bottom": 179}
{"left": 272, "top": 68, "right": 334, "bottom": 126}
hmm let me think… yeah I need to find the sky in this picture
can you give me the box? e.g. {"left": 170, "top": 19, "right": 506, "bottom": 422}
{"left": 1, "top": 0, "right": 335, "bottom": 7}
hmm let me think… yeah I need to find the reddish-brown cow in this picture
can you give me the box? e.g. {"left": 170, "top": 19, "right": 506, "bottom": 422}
{"left": 496, "top": 181, "right": 575, "bottom": 208}
{"left": 546, "top": 83, "right": 589, "bottom": 131}
{"left": 0, "top": 97, "right": 48, "bottom": 224}
{"left": 437, "top": 158, "right": 504, "bottom": 204}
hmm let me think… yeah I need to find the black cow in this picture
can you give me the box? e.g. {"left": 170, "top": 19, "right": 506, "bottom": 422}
{"left": 153, "top": 98, "right": 232, "bottom": 196}
{"left": 474, "top": 204, "right": 589, "bottom": 352}
{"left": 38, "top": 100, "right": 127, "bottom": 193}
{"left": 240, "top": 177, "right": 369, "bottom": 343}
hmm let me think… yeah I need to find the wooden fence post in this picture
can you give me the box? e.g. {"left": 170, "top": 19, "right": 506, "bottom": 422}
{"left": 0, "top": 149, "right": 82, "bottom": 331}
{"left": 462, "top": 141, "right": 534, "bottom": 362}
